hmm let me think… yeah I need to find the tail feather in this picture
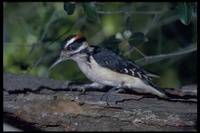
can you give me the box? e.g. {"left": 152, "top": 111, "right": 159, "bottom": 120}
{"left": 147, "top": 73, "right": 160, "bottom": 78}
{"left": 146, "top": 80, "right": 173, "bottom": 99}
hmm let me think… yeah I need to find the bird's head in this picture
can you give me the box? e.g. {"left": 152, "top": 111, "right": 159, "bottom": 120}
{"left": 50, "top": 35, "right": 89, "bottom": 69}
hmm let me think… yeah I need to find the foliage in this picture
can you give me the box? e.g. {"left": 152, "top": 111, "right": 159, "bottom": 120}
{"left": 3, "top": 2, "right": 197, "bottom": 87}
{"left": 178, "top": 2, "right": 193, "bottom": 25}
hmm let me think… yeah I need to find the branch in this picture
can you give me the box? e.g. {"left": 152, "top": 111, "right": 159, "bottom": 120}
{"left": 135, "top": 44, "right": 197, "bottom": 65}
{"left": 3, "top": 73, "right": 197, "bottom": 131}
{"left": 97, "top": 10, "right": 167, "bottom": 15}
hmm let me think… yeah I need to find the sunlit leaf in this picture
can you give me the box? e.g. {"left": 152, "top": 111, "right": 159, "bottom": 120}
{"left": 178, "top": 2, "right": 192, "bottom": 25}
{"left": 82, "top": 2, "right": 100, "bottom": 23}
{"left": 63, "top": 2, "right": 76, "bottom": 15}
{"left": 128, "top": 32, "right": 148, "bottom": 46}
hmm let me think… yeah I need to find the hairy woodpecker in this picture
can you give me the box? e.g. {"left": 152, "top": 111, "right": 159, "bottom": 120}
{"left": 50, "top": 35, "right": 171, "bottom": 99}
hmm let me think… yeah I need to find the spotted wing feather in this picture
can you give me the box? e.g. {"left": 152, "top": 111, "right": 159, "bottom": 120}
{"left": 91, "top": 46, "right": 153, "bottom": 82}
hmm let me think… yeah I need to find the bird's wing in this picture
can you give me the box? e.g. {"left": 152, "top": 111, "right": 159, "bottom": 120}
{"left": 91, "top": 46, "right": 156, "bottom": 82}
{"left": 91, "top": 46, "right": 173, "bottom": 98}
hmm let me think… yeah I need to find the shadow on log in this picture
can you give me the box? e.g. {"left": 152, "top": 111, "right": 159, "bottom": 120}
{"left": 3, "top": 73, "right": 197, "bottom": 131}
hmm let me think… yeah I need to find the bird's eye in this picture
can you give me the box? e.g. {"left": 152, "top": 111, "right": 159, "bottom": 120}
{"left": 65, "top": 46, "right": 71, "bottom": 51}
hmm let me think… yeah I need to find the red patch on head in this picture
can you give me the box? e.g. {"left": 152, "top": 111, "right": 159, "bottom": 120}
{"left": 75, "top": 35, "right": 84, "bottom": 39}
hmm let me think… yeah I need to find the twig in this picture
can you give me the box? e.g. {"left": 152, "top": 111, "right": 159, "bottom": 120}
{"left": 135, "top": 44, "right": 197, "bottom": 63}
{"left": 97, "top": 10, "right": 166, "bottom": 15}
{"left": 124, "top": 47, "right": 147, "bottom": 58}
{"left": 4, "top": 43, "right": 33, "bottom": 47}
{"left": 39, "top": 6, "right": 59, "bottom": 42}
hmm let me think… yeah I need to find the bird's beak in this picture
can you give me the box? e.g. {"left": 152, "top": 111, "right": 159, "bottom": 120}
{"left": 49, "top": 54, "right": 68, "bottom": 69}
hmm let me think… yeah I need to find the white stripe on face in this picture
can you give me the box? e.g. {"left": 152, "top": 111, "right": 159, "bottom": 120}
{"left": 65, "top": 37, "right": 76, "bottom": 49}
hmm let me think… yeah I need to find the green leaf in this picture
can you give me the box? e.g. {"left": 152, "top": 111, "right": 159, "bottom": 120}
{"left": 106, "top": 35, "right": 122, "bottom": 45}
{"left": 178, "top": 2, "right": 192, "bottom": 25}
{"left": 63, "top": 2, "right": 76, "bottom": 15}
{"left": 82, "top": 2, "right": 100, "bottom": 23}
{"left": 99, "top": 35, "right": 122, "bottom": 53}
{"left": 126, "top": 16, "right": 131, "bottom": 30}
{"left": 128, "top": 32, "right": 148, "bottom": 46}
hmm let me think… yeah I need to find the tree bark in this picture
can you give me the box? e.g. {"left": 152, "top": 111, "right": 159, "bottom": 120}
{"left": 3, "top": 73, "right": 197, "bottom": 131}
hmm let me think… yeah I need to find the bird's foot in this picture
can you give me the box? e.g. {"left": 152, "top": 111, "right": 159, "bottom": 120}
{"left": 68, "top": 82, "right": 105, "bottom": 94}
{"left": 101, "top": 87, "right": 125, "bottom": 105}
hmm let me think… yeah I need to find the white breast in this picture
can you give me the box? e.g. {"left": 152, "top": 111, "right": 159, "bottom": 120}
{"left": 74, "top": 56, "right": 135, "bottom": 86}
{"left": 72, "top": 56, "right": 167, "bottom": 98}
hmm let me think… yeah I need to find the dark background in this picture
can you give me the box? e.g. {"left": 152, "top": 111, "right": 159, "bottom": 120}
{"left": 3, "top": 2, "right": 197, "bottom": 88}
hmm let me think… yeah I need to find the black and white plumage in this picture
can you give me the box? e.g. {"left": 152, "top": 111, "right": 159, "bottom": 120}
{"left": 50, "top": 35, "right": 171, "bottom": 99}
{"left": 92, "top": 46, "right": 158, "bottom": 80}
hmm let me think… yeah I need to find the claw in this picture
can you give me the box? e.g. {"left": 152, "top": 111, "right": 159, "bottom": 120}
{"left": 68, "top": 82, "right": 105, "bottom": 94}
{"left": 101, "top": 87, "right": 125, "bottom": 105}
{"left": 77, "top": 87, "right": 86, "bottom": 94}
{"left": 68, "top": 83, "right": 86, "bottom": 93}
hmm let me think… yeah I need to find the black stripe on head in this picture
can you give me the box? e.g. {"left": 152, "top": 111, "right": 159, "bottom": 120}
{"left": 61, "top": 35, "right": 86, "bottom": 51}
{"left": 61, "top": 35, "right": 76, "bottom": 51}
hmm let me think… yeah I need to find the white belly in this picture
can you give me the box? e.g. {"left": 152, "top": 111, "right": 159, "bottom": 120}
{"left": 76, "top": 56, "right": 136, "bottom": 87}
{"left": 75, "top": 57, "right": 167, "bottom": 98}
